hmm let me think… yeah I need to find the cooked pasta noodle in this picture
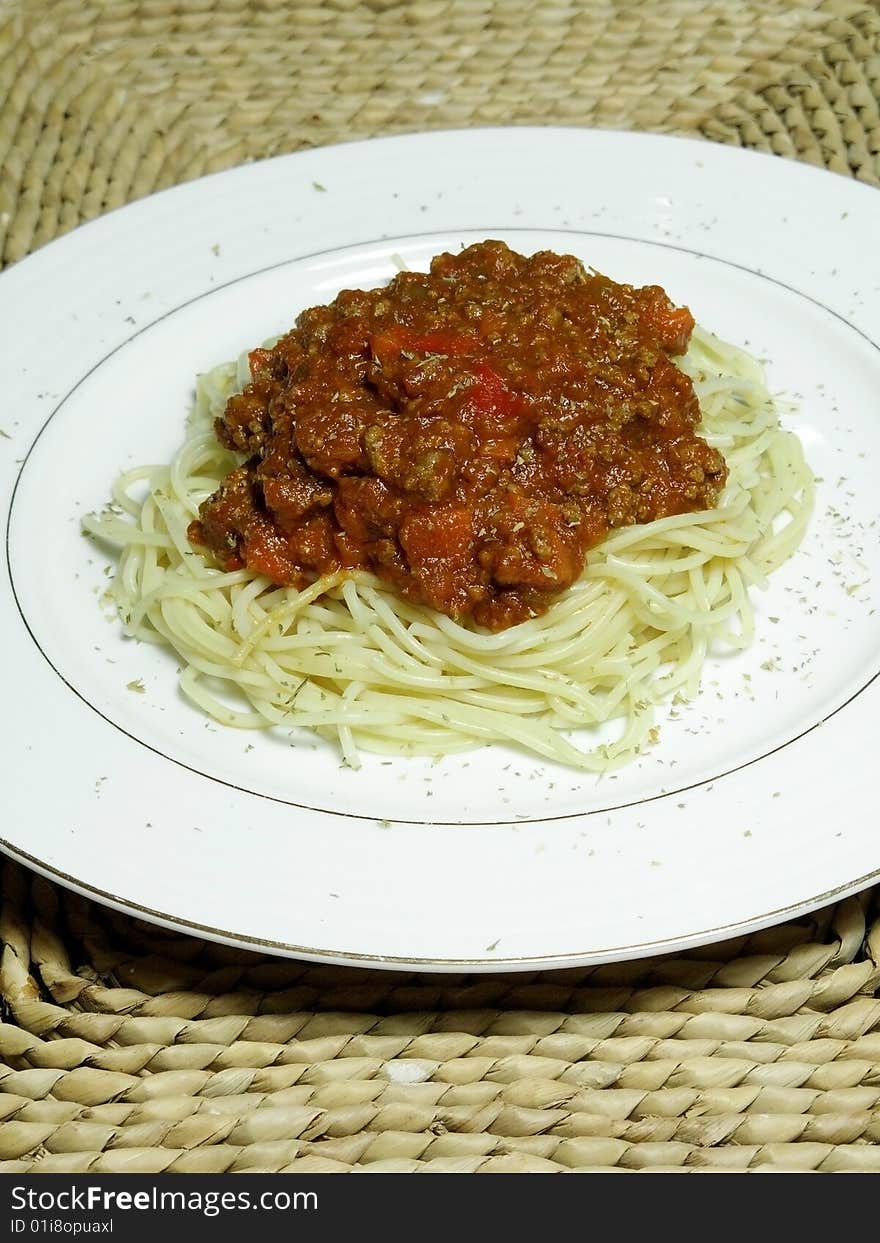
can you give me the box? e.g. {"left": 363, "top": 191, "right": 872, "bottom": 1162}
{"left": 83, "top": 326, "right": 813, "bottom": 771}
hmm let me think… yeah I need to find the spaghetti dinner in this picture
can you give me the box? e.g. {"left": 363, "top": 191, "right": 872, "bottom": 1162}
{"left": 84, "top": 242, "right": 813, "bottom": 770}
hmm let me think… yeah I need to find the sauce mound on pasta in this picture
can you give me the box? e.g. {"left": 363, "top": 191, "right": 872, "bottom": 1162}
{"left": 189, "top": 241, "right": 727, "bottom": 630}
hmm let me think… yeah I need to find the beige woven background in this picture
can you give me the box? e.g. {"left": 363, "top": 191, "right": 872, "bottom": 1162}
{"left": 2, "top": 0, "right": 880, "bottom": 1172}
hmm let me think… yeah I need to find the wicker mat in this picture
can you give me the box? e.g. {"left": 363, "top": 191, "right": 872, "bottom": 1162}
{"left": 2, "top": 0, "right": 880, "bottom": 1173}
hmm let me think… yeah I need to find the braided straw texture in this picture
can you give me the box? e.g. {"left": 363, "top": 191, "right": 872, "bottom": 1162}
{"left": 4, "top": 862, "right": 880, "bottom": 1172}
{"left": 2, "top": 0, "right": 880, "bottom": 1172}
{"left": 2, "top": 0, "right": 879, "bottom": 264}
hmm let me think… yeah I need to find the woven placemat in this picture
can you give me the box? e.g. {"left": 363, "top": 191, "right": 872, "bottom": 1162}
{"left": 2, "top": 0, "right": 880, "bottom": 1173}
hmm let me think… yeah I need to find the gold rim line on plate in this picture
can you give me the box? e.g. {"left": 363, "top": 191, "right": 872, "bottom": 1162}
{"left": 3, "top": 837, "right": 877, "bottom": 969}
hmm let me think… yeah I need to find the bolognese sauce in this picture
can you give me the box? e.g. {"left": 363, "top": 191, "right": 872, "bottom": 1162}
{"left": 189, "top": 241, "right": 727, "bottom": 630}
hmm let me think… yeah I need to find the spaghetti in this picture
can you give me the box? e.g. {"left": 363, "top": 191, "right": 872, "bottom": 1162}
{"left": 83, "top": 323, "right": 813, "bottom": 772}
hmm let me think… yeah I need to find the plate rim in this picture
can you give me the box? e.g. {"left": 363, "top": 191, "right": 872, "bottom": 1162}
{"left": 4, "top": 124, "right": 879, "bottom": 294}
{"left": 4, "top": 835, "right": 878, "bottom": 970}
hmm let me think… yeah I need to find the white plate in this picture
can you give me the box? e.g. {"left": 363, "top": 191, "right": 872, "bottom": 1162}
{"left": 3, "top": 128, "right": 879, "bottom": 970}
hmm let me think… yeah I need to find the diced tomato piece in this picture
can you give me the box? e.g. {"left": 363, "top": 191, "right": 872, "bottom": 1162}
{"left": 371, "top": 325, "right": 476, "bottom": 361}
{"left": 410, "top": 329, "right": 476, "bottom": 357}
{"left": 468, "top": 363, "right": 519, "bottom": 414}
{"left": 465, "top": 363, "right": 528, "bottom": 440}
{"left": 639, "top": 291, "right": 695, "bottom": 355}
{"left": 242, "top": 521, "right": 296, "bottom": 583}
{"left": 399, "top": 505, "right": 475, "bottom": 615}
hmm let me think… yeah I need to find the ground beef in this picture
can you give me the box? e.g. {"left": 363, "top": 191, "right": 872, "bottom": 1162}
{"left": 189, "top": 241, "right": 727, "bottom": 630}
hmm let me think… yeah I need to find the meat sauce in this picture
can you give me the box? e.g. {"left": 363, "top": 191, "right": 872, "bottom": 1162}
{"left": 189, "top": 241, "right": 727, "bottom": 630}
